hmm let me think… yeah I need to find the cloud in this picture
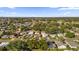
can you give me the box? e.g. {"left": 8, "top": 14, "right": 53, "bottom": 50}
{"left": 63, "top": 12, "right": 71, "bottom": 16}
{"left": 7, "top": 7, "right": 15, "bottom": 9}
{"left": 58, "top": 7, "right": 79, "bottom": 10}
{"left": 6, "top": 12, "right": 16, "bottom": 15}
{"left": 5, "top": 12, "right": 17, "bottom": 17}
{"left": 57, "top": 11, "right": 71, "bottom": 17}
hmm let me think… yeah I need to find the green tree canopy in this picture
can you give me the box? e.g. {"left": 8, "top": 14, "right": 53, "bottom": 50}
{"left": 65, "top": 31, "right": 75, "bottom": 38}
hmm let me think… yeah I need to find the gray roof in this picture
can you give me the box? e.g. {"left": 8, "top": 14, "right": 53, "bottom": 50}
{"left": 0, "top": 42, "right": 9, "bottom": 47}
{"left": 55, "top": 41, "right": 65, "bottom": 46}
{"left": 66, "top": 40, "right": 79, "bottom": 48}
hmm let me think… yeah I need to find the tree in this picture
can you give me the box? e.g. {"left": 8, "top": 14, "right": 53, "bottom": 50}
{"left": 46, "top": 26, "right": 59, "bottom": 34}
{"left": 27, "top": 38, "right": 38, "bottom": 50}
{"left": 32, "top": 22, "right": 47, "bottom": 31}
{"left": 0, "top": 31, "right": 3, "bottom": 37}
{"left": 38, "top": 37, "right": 48, "bottom": 50}
{"left": 19, "top": 25, "right": 30, "bottom": 31}
{"left": 1, "top": 40, "right": 31, "bottom": 51}
{"left": 65, "top": 31, "right": 75, "bottom": 38}
{"left": 26, "top": 37, "right": 48, "bottom": 50}
{"left": 73, "top": 24, "right": 79, "bottom": 28}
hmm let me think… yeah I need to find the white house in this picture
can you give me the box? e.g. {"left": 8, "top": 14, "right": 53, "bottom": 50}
{"left": 0, "top": 42, "right": 9, "bottom": 47}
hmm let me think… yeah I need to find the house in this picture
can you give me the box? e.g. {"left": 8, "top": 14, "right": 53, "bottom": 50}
{"left": 27, "top": 30, "right": 34, "bottom": 37}
{"left": 20, "top": 31, "right": 28, "bottom": 35}
{"left": 0, "top": 42, "right": 9, "bottom": 47}
{"left": 35, "top": 31, "right": 40, "bottom": 35}
{"left": 34, "top": 34, "right": 39, "bottom": 41}
{"left": 1, "top": 35, "right": 9, "bottom": 38}
{"left": 45, "top": 36, "right": 51, "bottom": 42}
{"left": 58, "top": 45, "right": 66, "bottom": 49}
{"left": 57, "top": 33, "right": 63, "bottom": 37}
{"left": 66, "top": 40, "right": 79, "bottom": 48}
{"left": 41, "top": 31, "right": 48, "bottom": 37}
{"left": 50, "top": 34, "right": 56, "bottom": 38}
{"left": 27, "top": 30, "right": 34, "bottom": 35}
{"left": 1, "top": 35, "right": 16, "bottom": 39}
{"left": 9, "top": 35, "right": 16, "bottom": 38}
{"left": 47, "top": 41, "right": 57, "bottom": 48}
{"left": 55, "top": 41, "right": 66, "bottom": 49}
{"left": 24, "top": 22, "right": 31, "bottom": 26}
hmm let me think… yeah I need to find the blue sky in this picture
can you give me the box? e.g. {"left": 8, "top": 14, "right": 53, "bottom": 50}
{"left": 0, "top": 7, "right": 79, "bottom": 17}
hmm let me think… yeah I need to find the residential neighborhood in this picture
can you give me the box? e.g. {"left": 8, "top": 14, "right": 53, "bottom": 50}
{"left": 0, "top": 17, "right": 79, "bottom": 51}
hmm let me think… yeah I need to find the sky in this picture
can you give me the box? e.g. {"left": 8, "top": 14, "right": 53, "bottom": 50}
{"left": 0, "top": 7, "right": 79, "bottom": 17}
